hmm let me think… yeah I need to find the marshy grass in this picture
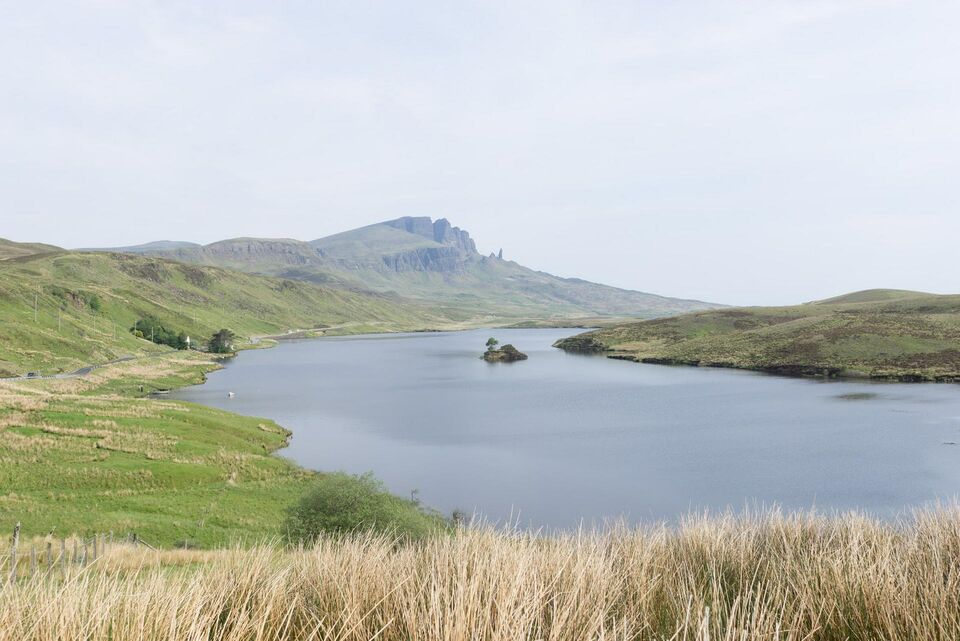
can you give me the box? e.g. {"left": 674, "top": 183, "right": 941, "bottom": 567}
{"left": 2, "top": 507, "right": 960, "bottom": 640}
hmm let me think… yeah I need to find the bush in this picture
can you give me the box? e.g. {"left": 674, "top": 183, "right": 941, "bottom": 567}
{"left": 131, "top": 316, "right": 188, "bottom": 349}
{"left": 208, "top": 328, "right": 236, "bottom": 354}
{"left": 284, "top": 472, "right": 444, "bottom": 542}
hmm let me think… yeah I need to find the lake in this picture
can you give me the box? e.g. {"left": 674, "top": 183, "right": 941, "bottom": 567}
{"left": 172, "top": 328, "right": 960, "bottom": 527}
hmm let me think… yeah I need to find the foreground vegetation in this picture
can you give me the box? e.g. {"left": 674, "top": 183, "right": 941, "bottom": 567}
{"left": 2, "top": 508, "right": 960, "bottom": 640}
{"left": 557, "top": 289, "right": 960, "bottom": 381}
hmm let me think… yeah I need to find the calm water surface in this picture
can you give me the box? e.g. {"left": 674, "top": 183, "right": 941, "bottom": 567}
{"left": 172, "top": 329, "right": 960, "bottom": 527}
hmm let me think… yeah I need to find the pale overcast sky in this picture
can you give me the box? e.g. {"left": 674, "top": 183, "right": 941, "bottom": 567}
{"left": 2, "top": 1, "right": 958, "bottom": 305}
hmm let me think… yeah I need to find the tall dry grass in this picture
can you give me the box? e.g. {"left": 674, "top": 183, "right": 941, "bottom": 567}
{"left": 1, "top": 508, "right": 959, "bottom": 640}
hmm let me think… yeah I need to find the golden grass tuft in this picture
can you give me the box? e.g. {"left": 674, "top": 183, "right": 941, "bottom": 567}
{"left": 1, "top": 508, "right": 960, "bottom": 640}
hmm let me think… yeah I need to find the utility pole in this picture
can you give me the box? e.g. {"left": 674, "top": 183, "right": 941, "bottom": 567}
{"left": 34, "top": 290, "right": 38, "bottom": 323}
{"left": 58, "top": 309, "right": 62, "bottom": 332}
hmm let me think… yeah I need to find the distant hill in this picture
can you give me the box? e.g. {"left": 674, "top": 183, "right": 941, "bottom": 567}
{"left": 92, "top": 217, "right": 722, "bottom": 322}
{"left": 555, "top": 290, "right": 960, "bottom": 381}
{"left": 0, "top": 251, "right": 441, "bottom": 376}
{"left": 0, "top": 238, "right": 61, "bottom": 261}
{"left": 81, "top": 240, "right": 201, "bottom": 253}
{"left": 810, "top": 289, "right": 934, "bottom": 305}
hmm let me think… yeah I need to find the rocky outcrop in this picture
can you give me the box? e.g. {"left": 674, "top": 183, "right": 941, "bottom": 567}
{"left": 374, "top": 217, "right": 479, "bottom": 273}
{"left": 382, "top": 246, "right": 467, "bottom": 273}
{"left": 553, "top": 335, "right": 607, "bottom": 353}
{"left": 482, "top": 344, "right": 528, "bottom": 362}
{"left": 384, "top": 216, "right": 436, "bottom": 239}
{"left": 202, "top": 239, "right": 321, "bottom": 266}
{"left": 432, "top": 218, "right": 477, "bottom": 253}
{"left": 384, "top": 217, "right": 478, "bottom": 254}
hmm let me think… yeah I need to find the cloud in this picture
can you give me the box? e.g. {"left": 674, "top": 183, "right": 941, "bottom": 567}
{"left": 0, "top": 1, "right": 956, "bottom": 304}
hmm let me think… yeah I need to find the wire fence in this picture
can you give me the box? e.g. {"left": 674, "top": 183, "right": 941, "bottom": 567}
{"left": 2, "top": 522, "right": 154, "bottom": 584}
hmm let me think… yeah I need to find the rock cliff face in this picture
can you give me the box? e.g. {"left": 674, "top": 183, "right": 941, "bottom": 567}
{"left": 201, "top": 239, "right": 320, "bottom": 266}
{"left": 384, "top": 217, "right": 478, "bottom": 254}
{"left": 377, "top": 217, "right": 478, "bottom": 273}
{"left": 381, "top": 246, "right": 466, "bottom": 273}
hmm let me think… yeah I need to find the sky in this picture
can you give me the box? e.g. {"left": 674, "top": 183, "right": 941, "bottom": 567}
{"left": 1, "top": 1, "right": 958, "bottom": 306}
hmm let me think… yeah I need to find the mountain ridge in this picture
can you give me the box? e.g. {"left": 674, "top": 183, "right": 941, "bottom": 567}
{"left": 84, "top": 216, "right": 722, "bottom": 322}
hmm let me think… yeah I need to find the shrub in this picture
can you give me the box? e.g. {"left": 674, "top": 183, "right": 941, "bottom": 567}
{"left": 131, "top": 316, "right": 188, "bottom": 349}
{"left": 86, "top": 293, "right": 102, "bottom": 312}
{"left": 208, "top": 328, "right": 236, "bottom": 354}
{"left": 284, "top": 472, "right": 444, "bottom": 542}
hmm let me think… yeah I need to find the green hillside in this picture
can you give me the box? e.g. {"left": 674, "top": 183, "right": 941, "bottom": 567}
{"left": 555, "top": 289, "right": 960, "bottom": 381}
{"left": 92, "top": 217, "right": 722, "bottom": 322}
{"left": 0, "top": 238, "right": 61, "bottom": 261}
{"left": 0, "top": 251, "right": 441, "bottom": 377}
{"left": 0, "top": 353, "right": 314, "bottom": 545}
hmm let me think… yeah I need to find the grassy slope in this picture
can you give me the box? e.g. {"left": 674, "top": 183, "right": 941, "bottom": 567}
{"left": 0, "top": 352, "right": 313, "bottom": 545}
{"left": 312, "top": 223, "right": 447, "bottom": 257}
{"left": 556, "top": 289, "right": 960, "bottom": 380}
{"left": 0, "top": 251, "right": 441, "bottom": 376}
{"left": 314, "top": 254, "right": 722, "bottom": 320}
{"left": 0, "top": 238, "right": 61, "bottom": 261}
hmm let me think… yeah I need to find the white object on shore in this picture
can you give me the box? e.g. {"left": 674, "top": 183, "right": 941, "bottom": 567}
{"left": 227, "top": 392, "right": 235, "bottom": 398}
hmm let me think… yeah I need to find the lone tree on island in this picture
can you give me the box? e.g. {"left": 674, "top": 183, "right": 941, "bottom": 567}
{"left": 485, "top": 337, "right": 499, "bottom": 352}
{"left": 208, "top": 328, "right": 236, "bottom": 354}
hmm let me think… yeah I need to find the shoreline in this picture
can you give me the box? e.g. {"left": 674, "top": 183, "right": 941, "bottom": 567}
{"left": 554, "top": 338, "right": 960, "bottom": 384}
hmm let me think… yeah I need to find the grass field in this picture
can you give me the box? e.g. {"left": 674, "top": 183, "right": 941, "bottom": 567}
{"left": 0, "top": 352, "right": 314, "bottom": 546}
{"left": 2, "top": 508, "right": 960, "bottom": 640}
{"left": 556, "top": 289, "right": 960, "bottom": 381}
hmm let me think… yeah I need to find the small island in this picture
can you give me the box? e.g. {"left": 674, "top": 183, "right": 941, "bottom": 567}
{"left": 482, "top": 337, "right": 528, "bottom": 362}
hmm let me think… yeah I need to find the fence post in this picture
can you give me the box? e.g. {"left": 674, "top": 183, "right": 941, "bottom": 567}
{"left": 9, "top": 522, "right": 20, "bottom": 585}
{"left": 74, "top": 538, "right": 79, "bottom": 564}
{"left": 30, "top": 545, "right": 36, "bottom": 578}
{"left": 60, "top": 539, "right": 66, "bottom": 578}
{"left": 46, "top": 541, "right": 52, "bottom": 575}
{"left": 82, "top": 541, "right": 88, "bottom": 567}
{"left": 93, "top": 535, "right": 98, "bottom": 561}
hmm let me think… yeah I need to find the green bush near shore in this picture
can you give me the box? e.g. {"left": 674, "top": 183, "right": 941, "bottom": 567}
{"left": 285, "top": 472, "right": 447, "bottom": 542}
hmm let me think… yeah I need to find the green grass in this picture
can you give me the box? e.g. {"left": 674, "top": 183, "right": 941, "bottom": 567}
{"left": 556, "top": 289, "right": 960, "bottom": 381}
{"left": 0, "top": 352, "right": 315, "bottom": 546}
{"left": 0, "top": 251, "right": 442, "bottom": 376}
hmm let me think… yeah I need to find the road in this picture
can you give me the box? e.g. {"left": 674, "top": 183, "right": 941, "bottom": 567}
{"left": 7, "top": 355, "right": 137, "bottom": 381}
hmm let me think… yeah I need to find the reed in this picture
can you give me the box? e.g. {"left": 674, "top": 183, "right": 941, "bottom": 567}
{"left": 2, "top": 507, "right": 959, "bottom": 640}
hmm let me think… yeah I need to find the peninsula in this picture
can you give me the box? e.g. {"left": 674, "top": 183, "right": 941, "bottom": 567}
{"left": 555, "top": 289, "right": 960, "bottom": 382}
